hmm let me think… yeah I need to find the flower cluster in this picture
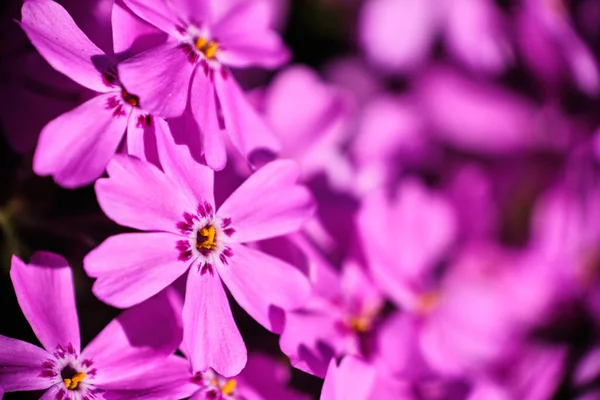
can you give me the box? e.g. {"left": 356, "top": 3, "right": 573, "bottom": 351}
{"left": 1, "top": 0, "right": 600, "bottom": 399}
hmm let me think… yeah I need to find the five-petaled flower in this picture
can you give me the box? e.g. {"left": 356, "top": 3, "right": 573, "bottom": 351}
{"left": 84, "top": 130, "right": 313, "bottom": 377}
{"left": 117, "top": 0, "right": 290, "bottom": 170}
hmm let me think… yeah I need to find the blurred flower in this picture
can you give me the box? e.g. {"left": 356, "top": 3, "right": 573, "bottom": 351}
{"left": 321, "top": 356, "right": 376, "bottom": 400}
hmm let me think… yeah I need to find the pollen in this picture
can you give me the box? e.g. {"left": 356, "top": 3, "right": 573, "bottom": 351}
{"left": 347, "top": 315, "right": 371, "bottom": 334}
{"left": 63, "top": 371, "right": 86, "bottom": 390}
{"left": 194, "top": 36, "right": 219, "bottom": 60}
{"left": 221, "top": 379, "right": 237, "bottom": 395}
{"left": 196, "top": 225, "right": 217, "bottom": 252}
{"left": 121, "top": 89, "right": 140, "bottom": 107}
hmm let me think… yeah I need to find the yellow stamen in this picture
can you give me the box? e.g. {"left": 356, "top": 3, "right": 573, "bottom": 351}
{"left": 63, "top": 371, "right": 86, "bottom": 390}
{"left": 196, "top": 225, "right": 217, "bottom": 251}
{"left": 194, "top": 37, "right": 219, "bottom": 59}
{"left": 221, "top": 379, "right": 237, "bottom": 395}
{"left": 121, "top": 89, "right": 140, "bottom": 107}
{"left": 347, "top": 315, "right": 371, "bottom": 334}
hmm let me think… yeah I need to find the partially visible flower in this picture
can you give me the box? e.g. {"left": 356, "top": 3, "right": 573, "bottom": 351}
{"left": 280, "top": 257, "right": 384, "bottom": 377}
{"left": 157, "top": 352, "right": 309, "bottom": 400}
{"left": 320, "top": 356, "right": 376, "bottom": 400}
{"left": 20, "top": 0, "right": 166, "bottom": 187}
{"left": 118, "top": 0, "right": 289, "bottom": 170}
{"left": 357, "top": 179, "right": 457, "bottom": 309}
{"left": 85, "top": 130, "right": 312, "bottom": 377}
{"left": 0, "top": 252, "right": 185, "bottom": 399}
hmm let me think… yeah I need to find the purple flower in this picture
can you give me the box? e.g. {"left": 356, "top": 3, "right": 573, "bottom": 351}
{"left": 280, "top": 256, "right": 384, "bottom": 377}
{"left": 20, "top": 0, "right": 165, "bottom": 187}
{"left": 84, "top": 130, "right": 313, "bottom": 377}
{"left": 0, "top": 252, "right": 185, "bottom": 399}
{"left": 117, "top": 0, "right": 290, "bottom": 170}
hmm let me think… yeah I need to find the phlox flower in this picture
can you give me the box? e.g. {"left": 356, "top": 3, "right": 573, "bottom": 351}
{"left": 117, "top": 0, "right": 289, "bottom": 170}
{"left": 0, "top": 252, "right": 186, "bottom": 400}
{"left": 84, "top": 130, "right": 313, "bottom": 377}
{"left": 20, "top": 0, "right": 166, "bottom": 187}
{"left": 280, "top": 252, "right": 384, "bottom": 378}
{"left": 136, "top": 352, "right": 309, "bottom": 400}
{"left": 320, "top": 356, "right": 375, "bottom": 400}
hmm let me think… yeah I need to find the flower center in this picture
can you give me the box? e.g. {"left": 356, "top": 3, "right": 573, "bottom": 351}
{"left": 121, "top": 88, "right": 140, "bottom": 107}
{"left": 194, "top": 36, "right": 219, "bottom": 60}
{"left": 212, "top": 378, "right": 237, "bottom": 396}
{"left": 61, "top": 365, "right": 86, "bottom": 390}
{"left": 196, "top": 224, "right": 218, "bottom": 253}
{"left": 416, "top": 291, "right": 440, "bottom": 314}
{"left": 347, "top": 315, "right": 372, "bottom": 334}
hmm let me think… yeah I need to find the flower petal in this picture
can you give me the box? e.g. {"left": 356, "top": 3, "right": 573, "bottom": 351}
{"left": 95, "top": 154, "right": 195, "bottom": 233}
{"left": 81, "top": 289, "right": 183, "bottom": 385}
{"left": 214, "top": 0, "right": 289, "bottom": 69}
{"left": 0, "top": 335, "right": 51, "bottom": 392}
{"left": 320, "top": 356, "right": 376, "bottom": 400}
{"left": 218, "top": 244, "right": 310, "bottom": 333}
{"left": 112, "top": 0, "right": 168, "bottom": 60}
{"left": 118, "top": 42, "right": 194, "bottom": 118}
{"left": 156, "top": 111, "right": 215, "bottom": 207}
{"left": 10, "top": 253, "right": 80, "bottom": 354}
{"left": 120, "top": 0, "right": 180, "bottom": 37}
{"left": 84, "top": 232, "right": 190, "bottom": 308}
{"left": 97, "top": 355, "right": 198, "bottom": 400}
{"left": 33, "top": 93, "right": 128, "bottom": 189}
{"left": 190, "top": 72, "right": 227, "bottom": 171}
{"left": 214, "top": 72, "right": 281, "bottom": 167}
{"left": 218, "top": 160, "right": 314, "bottom": 243}
{"left": 126, "top": 109, "right": 161, "bottom": 167}
{"left": 183, "top": 271, "right": 247, "bottom": 377}
{"left": 20, "top": 0, "right": 112, "bottom": 92}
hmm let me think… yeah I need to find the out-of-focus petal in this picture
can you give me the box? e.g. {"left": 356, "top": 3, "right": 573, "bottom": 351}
{"left": 118, "top": 43, "right": 194, "bottom": 118}
{"left": 214, "top": 72, "right": 281, "bottom": 167}
{"left": 321, "top": 356, "right": 376, "bottom": 400}
{"left": 10, "top": 253, "right": 80, "bottom": 354}
{"left": 218, "top": 244, "right": 310, "bottom": 333}
{"left": 20, "top": 0, "right": 112, "bottom": 92}
{"left": 0, "top": 335, "right": 51, "bottom": 392}
{"left": 85, "top": 233, "right": 189, "bottom": 308}
{"left": 183, "top": 271, "right": 247, "bottom": 377}
{"left": 96, "top": 155, "right": 196, "bottom": 233}
{"left": 33, "top": 93, "right": 128, "bottom": 188}
{"left": 218, "top": 160, "right": 314, "bottom": 243}
{"left": 358, "top": 0, "right": 438, "bottom": 73}
{"left": 81, "top": 290, "right": 183, "bottom": 384}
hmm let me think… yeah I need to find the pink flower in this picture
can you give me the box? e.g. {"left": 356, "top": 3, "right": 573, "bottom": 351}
{"left": 280, "top": 255, "right": 384, "bottom": 377}
{"left": 320, "top": 356, "right": 376, "bottom": 400}
{"left": 84, "top": 130, "right": 313, "bottom": 377}
{"left": 0, "top": 252, "right": 186, "bottom": 399}
{"left": 20, "top": 0, "right": 166, "bottom": 187}
{"left": 117, "top": 0, "right": 290, "bottom": 170}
